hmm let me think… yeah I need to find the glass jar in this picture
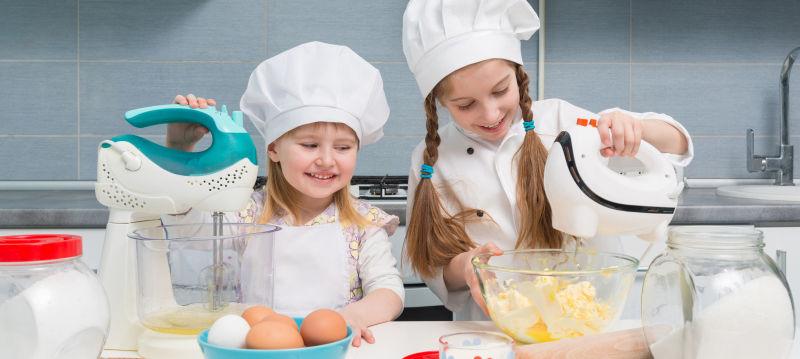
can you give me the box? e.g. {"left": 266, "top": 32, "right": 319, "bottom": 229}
{"left": 642, "top": 226, "right": 796, "bottom": 359}
{"left": 0, "top": 234, "right": 110, "bottom": 359}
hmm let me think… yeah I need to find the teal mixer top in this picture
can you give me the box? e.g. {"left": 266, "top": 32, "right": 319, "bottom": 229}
{"left": 102, "top": 104, "right": 257, "bottom": 176}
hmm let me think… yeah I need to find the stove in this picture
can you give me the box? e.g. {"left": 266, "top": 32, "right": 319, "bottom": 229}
{"left": 256, "top": 175, "right": 409, "bottom": 201}
{"left": 254, "top": 174, "right": 409, "bottom": 252}
{"left": 348, "top": 175, "right": 408, "bottom": 226}
{"left": 350, "top": 175, "right": 408, "bottom": 200}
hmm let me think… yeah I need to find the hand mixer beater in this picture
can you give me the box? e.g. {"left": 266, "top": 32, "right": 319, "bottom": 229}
{"left": 209, "top": 212, "right": 226, "bottom": 311}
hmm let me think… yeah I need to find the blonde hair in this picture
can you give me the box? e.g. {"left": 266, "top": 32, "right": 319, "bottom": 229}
{"left": 257, "top": 122, "right": 369, "bottom": 228}
{"left": 406, "top": 63, "right": 563, "bottom": 278}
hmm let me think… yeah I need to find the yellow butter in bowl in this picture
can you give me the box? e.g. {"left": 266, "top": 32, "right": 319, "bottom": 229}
{"left": 475, "top": 249, "right": 636, "bottom": 343}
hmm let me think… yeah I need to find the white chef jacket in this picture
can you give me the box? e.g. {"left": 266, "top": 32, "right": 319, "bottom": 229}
{"left": 406, "top": 98, "right": 694, "bottom": 320}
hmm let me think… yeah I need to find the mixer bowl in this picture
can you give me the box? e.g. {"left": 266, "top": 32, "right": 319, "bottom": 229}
{"left": 472, "top": 249, "right": 637, "bottom": 344}
{"left": 130, "top": 223, "right": 280, "bottom": 335}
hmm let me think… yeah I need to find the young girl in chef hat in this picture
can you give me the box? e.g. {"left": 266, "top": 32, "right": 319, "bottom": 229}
{"left": 401, "top": 0, "right": 694, "bottom": 320}
{"left": 171, "top": 41, "right": 403, "bottom": 346}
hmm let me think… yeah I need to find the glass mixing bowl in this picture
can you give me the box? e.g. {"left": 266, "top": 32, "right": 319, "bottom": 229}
{"left": 130, "top": 223, "right": 280, "bottom": 335}
{"left": 472, "top": 249, "right": 637, "bottom": 344}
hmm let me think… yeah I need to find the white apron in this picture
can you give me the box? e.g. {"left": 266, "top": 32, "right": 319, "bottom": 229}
{"left": 241, "top": 222, "right": 349, "bottom": 317}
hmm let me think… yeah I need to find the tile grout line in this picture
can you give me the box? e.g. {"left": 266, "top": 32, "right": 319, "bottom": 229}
{"left": 0, "top": 135, "right": 169, "bottom": 139}
{"left": 77, "top": 0, "right": 81, "bottom": 180}
{"left": 628, "top": 0, "right": 633, "bottom": 111}
{"left": 1, "top": 59, "right": 780, "bottom": 66}
{"left": 79, "top": 59, "right": 261, "bottom": 64}
{"left": 532, "top": 62, "right": 783, "bottom": 66}
{"left": 5, "top": 134, "right": 796, "bottom": 139}
{"left": 0, "top": 59, "right": 76, "bottom": 63}
{"left": 262, "top": 0, "right": 269, "bottom": 60}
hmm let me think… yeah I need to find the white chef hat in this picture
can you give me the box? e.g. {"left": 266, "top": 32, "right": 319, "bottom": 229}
{"left": 240, "top": 41, "right": 389, "bottom": 146}
{"left": 402, "top": 0, "right": 540, "bottom": 96}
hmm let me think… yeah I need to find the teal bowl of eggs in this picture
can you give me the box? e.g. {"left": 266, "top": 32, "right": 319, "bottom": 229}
{"left": 198, "top": 310, "right": 353, "bottom": 359}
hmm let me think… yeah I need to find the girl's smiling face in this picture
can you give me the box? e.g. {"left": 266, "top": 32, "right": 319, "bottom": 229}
{"left": 439, "top": 59, "right": 520, "bottom": 142}
{"left": 268, "top": 122, "right": 358, "bottom": 207}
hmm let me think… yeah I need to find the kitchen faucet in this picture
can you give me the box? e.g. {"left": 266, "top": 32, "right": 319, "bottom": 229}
{"left": 747, "top": 46, "right": 800, "bottom": 185}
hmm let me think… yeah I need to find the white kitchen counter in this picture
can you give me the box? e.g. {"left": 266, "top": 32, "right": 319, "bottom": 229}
{"left": 101, "top": 319, "right": 800, "bottom": 358}
{"left": 101, "top": 320, "right": 637, "bottom": 359}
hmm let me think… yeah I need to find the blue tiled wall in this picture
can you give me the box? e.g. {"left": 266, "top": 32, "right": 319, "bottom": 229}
{"left": 1, "top": 0, "right": 798, "bottom": 180}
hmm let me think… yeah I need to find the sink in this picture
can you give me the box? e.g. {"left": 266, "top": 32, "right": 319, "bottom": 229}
{"left": 716, "top": 185, "right": 800, "bottom": 202}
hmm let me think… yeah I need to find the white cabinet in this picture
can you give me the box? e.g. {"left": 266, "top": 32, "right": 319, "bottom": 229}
{"left": 0, "top": 228, "right": 106, "bottom": 271}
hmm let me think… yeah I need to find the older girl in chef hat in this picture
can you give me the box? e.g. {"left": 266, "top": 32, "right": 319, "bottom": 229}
{"left": 173, "top": 42, "right": 404, "bottom": 346}
{"left": 401, "top": 0, "right": 694, "bottom": 320}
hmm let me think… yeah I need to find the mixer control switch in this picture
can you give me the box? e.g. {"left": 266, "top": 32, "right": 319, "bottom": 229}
{"left": 121, "top": 151, "right": 142, "bottom": 171}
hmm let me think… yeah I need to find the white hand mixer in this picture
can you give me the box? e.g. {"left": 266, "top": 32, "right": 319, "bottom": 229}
{"left": 95, "top": 104, "right": 259, "bottom": 355}
{"left": 544, "top": 119, "right": 681, "bottom": 246}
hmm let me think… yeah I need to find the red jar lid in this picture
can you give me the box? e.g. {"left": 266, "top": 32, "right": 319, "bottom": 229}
{"left": 403, "top": 351, "right": 439, "bottom": 359}
{"left": 0, "top": 234, "right": 82, "bottom": 262}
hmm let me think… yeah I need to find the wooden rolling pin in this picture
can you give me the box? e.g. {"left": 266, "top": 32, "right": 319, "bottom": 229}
{"left": 514, "top": 328, "right": 653, "bottom": 359}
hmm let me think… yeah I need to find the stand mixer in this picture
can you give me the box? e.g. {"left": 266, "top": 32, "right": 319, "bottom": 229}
{"left": 95, "top": 104, "right": 261, "bottom": 357}
{"left": 544, "top": 119, "right": 681, "bottom": 242}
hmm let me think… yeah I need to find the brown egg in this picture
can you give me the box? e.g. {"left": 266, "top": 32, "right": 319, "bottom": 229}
{"left": 300, "top": 309, "right": 347, "bottom": 346}
{"left": 262, "top": 313, "right": 299, "bottom": 331}
{"left": 241, "top": 305, "right": 275, "bottom": 327}
{"left": 246, "top": 321, "right": 304, "bottom": 350}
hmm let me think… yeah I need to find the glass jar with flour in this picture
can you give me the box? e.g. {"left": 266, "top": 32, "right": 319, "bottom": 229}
{"left": 0, "top": 234, "right": 110, "bottom": 359}
{"left": 642, "top": 226, "right": 795, "bottom": 359}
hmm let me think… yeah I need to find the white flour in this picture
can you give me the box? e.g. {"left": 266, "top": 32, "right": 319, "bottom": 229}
{"left": 0, "top": 269, "right": 109, "bottom": 359}
{"left": 650, "top": 275, "right": 794, "bottom": 359}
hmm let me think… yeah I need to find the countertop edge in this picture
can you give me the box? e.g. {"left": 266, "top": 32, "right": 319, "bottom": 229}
{"left": 3, "top": 188, "right": 800, "bottom": 228}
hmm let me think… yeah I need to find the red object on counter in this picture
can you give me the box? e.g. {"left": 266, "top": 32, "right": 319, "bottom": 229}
{"left": 403, "top": 351, "right": 439, "bottom": 359}
{"left": 0, "top": 234, "right": 82, "bottom": 262}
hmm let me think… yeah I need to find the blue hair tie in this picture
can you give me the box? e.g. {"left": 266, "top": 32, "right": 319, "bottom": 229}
{"left": 523, "top": 120, "right": 536, "bottom": 132}
{"left": 420, "top": 164, "right": 434, "bottom": 179}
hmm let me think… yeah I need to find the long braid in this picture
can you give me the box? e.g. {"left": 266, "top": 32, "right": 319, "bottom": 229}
{"left": 517, "top": 64, "right": 534, "bottom": 127}
{"left": 422, "top": 94, "right": 441, "bottom": 165}
{"left": 406, "top": 92, "right": 477, "bottom": 278}
{"left": 514, "top": 64, "right": 564, "bottom": 249}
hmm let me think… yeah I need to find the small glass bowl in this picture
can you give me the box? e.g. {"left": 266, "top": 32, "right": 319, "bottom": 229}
{"left": 438, "top": 331, "right": 514, "bottom": 359}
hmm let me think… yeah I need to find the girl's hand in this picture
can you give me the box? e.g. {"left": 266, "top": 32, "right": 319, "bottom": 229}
{"left": 167, "top": 94, "right": 215, "bottom": 151}
{"left": 597, "top": 111, "right": 642, "bottom": 158}
{"left": 464, "top": 242, "right": 503, "bottom": 316}
{"left": 337, "top": 309, "right": 375, "bottom": 347}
